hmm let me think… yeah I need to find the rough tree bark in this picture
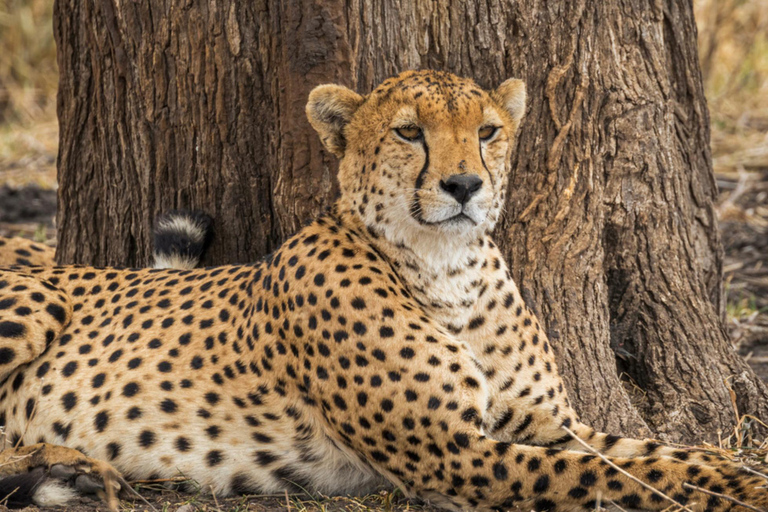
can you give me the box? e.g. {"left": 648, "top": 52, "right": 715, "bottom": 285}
{"left": 54, "top": 0, "right": 768, "bottom": 442}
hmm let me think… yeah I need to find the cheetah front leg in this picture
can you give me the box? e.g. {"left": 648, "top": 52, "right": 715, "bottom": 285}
{"left": 457, "top": 256, "right": 749, "bottom": 475}
{"left": 0, "top": 270, "right": 71, "bottom": 382}
{"left": 0, "top": 443, "right": 123, "bottom": 510}
{"left": 453, "top": 257, "right": 578, "bottom": 445}
{"left": 311, "top": 310, "right": 768, "bottom": 512}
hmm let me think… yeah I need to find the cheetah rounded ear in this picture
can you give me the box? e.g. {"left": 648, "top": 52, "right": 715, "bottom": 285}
{"left": 306, "top": 84, "right": 365, "bottom": 158}
{"left": 492, "top": 78, "right": 527, "bottom": 125}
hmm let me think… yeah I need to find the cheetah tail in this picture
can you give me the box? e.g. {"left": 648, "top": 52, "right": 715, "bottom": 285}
{"left": 151, "top": 210, "right": 213, "bottom": 270}
{"left": 0, "top": 467, "right": 77, "bottom": 508}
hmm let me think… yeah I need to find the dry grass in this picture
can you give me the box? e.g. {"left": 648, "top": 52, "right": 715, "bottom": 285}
{"left": 0, "top": 0, "right": 57, "bottom": 125}
{"left": 0, "top": 0, "right": 57, "bottom": 188}
{"left": 695, "top": 0, "right": 768, "bottom": 173}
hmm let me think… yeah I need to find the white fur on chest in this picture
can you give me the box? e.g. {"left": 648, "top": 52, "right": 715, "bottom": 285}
{"left": 384, "top": 239, "right": 495, "bottom": 331}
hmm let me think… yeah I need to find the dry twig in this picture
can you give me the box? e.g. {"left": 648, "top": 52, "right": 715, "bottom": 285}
{"left": 682, "top": 482, "right": 764, "bottom": 512}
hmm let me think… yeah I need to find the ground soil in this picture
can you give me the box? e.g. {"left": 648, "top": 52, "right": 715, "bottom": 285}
{"left": 0, "top": 487, "right": 441, "bottom": 512}
{"left": 718, "top": 169, "right": 768, "bottom": 382}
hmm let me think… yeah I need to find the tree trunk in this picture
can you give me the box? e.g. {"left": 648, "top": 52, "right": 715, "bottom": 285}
{"left": 54, "top": 0, "right": 768, "bottom": 442}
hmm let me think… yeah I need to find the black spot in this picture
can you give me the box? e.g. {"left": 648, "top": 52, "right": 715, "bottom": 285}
{"left": 621, "top": 494, "right": 642, "bottom": 508}
{"left": 0, "top": 321, "right": 25, "bottom": 338}
{"left": 469, "top": 475, "right": 489, "bottom": 487}
{"left": 0, "top": 348, "right": 16, "bottom": 365}
{"left": 62, "top": 361, "right": 78, "bottom": 377}
{"left": 206, "top": 450, "right": 224, "bottom": 466}
{"left": 45, "top": 304, "right": 67, "bottom": 324}
{"left": 567, "top": 487, "right": 588, "bottom": 498}
{"left": 139, "top": 430, "right": 156, "bottom": 447}
{"left": 533, "top": 475, "right": 549, "bottom": 493}
{"left": 468, "top": 316, "right": 485, "bottom": 330}
{"left": 646, "top": 469, "right": 663, "bottom": 482}
{"left": 61, "top": 392, "right": 77, "bottom": 411}
{"left": 52, "top": 421, "right": 71, "bottom": 440}
{"left": 254, "top": 451, "right": 278, "bottom": 466}
{"left": 107, "top": 442, "right": 121, "bottom": 460}
{"left": 11, "top": 372, "right": 24, "bottom": 391}
{"left": 36, "top": 361, "right": 49, "bottom": 378}
{"left": 492, "top": 462, "right": 508, "bottom": 481}
{"left": 160, "top": 399, "right": 178, "bottom": 413}
{"left": 92, "top": 373, "right": 106, "bottom": 388}
{"left": 94, "top": 411, "right": 109, "bottom": 432}
{"left": 25, "top": 398, "right": 36, "bottom": 419}
{"left": 580, "top": 471, "right": 597, "bottom": 487}
{"left": 123, "top": 383, "right": 140, "bottom": 397}
{"left": 252, "top": 432, "right": 272, "bottom": 443}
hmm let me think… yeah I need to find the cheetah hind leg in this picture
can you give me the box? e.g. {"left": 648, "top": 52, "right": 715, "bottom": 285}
{"left": 0, "top": 443, "right": 124, "bottom": 510}
{"left": 0, "top": 270, "right": 71, "bottom": 381}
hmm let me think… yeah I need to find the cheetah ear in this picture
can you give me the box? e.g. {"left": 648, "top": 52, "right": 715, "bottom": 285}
{"left": 492, "top": 78, "right": 527, "bottom": 125}
{"left": 306, "top": 84, "right": 364, "bottom": 158}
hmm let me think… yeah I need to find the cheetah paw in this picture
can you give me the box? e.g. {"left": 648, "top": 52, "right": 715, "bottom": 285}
{"left": 0, "top": 443, "right": 124, "bottom": 510}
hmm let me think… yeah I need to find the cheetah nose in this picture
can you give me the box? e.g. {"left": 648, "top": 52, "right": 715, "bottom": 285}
{"left": 439, "top": 174, "right": 483, "bottom": 205}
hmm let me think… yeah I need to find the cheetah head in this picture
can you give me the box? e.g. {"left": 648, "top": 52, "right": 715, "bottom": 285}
{"left": 307, "top": 70, "right": 526, "bottom": 251}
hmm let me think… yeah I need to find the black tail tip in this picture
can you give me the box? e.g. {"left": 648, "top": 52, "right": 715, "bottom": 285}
{"left": 152, "top": 210, "right": 214, "bottom": 269}
{"left": 0, "top": 467, "right": 46, "bottom": 508}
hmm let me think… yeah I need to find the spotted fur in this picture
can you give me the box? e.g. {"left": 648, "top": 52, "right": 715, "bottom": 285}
{"left": 0, "top": 71, "right": 764, "bottom": 511}
{"left": 0, "top": 238, "right": 55, "bottom": 267}
{"left": 0, "top": 210, "right": 213, "bottom": 270}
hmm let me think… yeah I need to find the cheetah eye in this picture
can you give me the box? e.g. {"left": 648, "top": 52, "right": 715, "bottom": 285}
{"left": 395, "top": 125, "right": 423, "bottom": 141}
{"left": 478, "top": 126, "right": 500, "bottom": 141}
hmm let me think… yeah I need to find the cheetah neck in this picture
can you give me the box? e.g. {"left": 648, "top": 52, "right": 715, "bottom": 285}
{"left": 334, "top": 206, "right": 492, "bottom": 324}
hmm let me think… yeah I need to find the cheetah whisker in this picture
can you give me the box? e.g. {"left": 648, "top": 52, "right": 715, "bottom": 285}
{"left": 562, "top": 426, "right": 695, "bottom": 512}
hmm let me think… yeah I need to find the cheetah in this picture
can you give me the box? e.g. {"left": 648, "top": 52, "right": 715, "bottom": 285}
{"left": 0, "top": 70, "right": 765, "bottom": 511}
{"left": 0, "top": 238, "right": 55, "bottom": 267}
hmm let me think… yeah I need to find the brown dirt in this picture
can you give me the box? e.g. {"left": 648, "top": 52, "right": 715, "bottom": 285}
{"left": 7, "top": 486, "right": 441, "bottom": 512}
{"left": 718, "top": 169, "right": 768, "bottom": 382}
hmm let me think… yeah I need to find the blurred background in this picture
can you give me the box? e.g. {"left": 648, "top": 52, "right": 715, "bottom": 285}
{"left": 0, "top": 0, "right": 767, "bottom": 372}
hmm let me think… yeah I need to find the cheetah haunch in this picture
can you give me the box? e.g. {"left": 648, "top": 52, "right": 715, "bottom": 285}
{"left": 0, "top": 70, "right": 765, "bottom": 511}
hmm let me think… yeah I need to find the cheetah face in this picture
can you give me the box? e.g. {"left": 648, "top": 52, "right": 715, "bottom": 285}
{"left": 307, "top": 70, "right": 526, "bottom": 247}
